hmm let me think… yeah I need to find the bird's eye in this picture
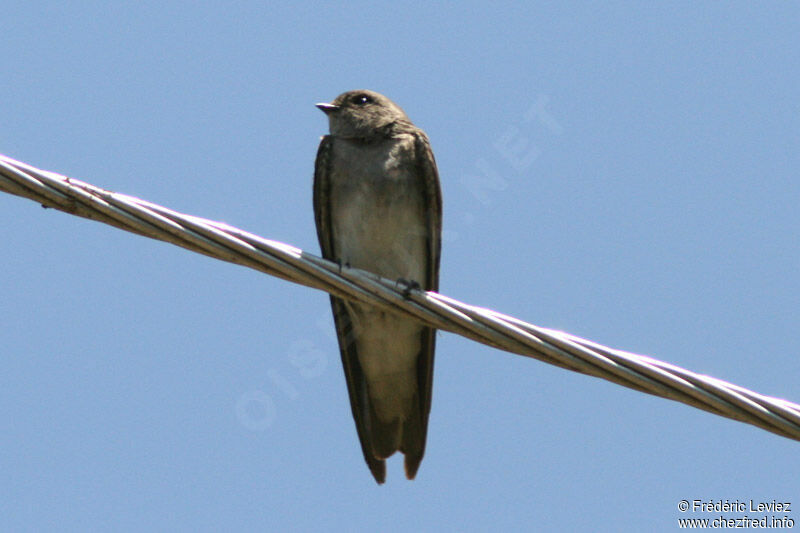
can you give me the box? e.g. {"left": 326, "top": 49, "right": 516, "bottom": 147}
{"left": 353, "top": 94, "right": 372, "bottom": 105}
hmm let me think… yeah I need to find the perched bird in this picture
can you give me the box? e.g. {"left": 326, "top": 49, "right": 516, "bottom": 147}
{"left": 313, "top": 90, "right": 442, "bottom": 483}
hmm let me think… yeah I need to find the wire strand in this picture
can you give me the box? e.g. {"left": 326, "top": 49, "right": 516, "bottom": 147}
{"left": 2, "top": 153, "right": 799, "bottom": 441}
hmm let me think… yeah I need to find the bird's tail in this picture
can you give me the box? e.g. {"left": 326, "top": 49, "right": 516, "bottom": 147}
{"left": 400, "top": 392, "right": 426, "bottom": 480}
{"left": 364, "top": 389, "right": 427, "bottom": 481}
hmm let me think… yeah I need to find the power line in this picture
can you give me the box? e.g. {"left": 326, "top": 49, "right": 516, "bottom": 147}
{"left": 2, "top": 153, "right": 799, "bottom": 441}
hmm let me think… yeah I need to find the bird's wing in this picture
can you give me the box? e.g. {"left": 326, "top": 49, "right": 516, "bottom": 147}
{"left": 313, "top": 135, "right": 387, "bottom": 483}
{"left": 400, "top": 130, "right": 442, "bottom": 479}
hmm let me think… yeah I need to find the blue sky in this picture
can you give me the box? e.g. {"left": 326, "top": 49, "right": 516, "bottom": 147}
{"left": 2, "top": 2, "right": 799, "bottom": 531}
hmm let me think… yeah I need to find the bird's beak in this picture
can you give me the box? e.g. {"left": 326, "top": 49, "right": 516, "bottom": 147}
{"left": 316, "top": 102, "right": 340, "bottom": 115}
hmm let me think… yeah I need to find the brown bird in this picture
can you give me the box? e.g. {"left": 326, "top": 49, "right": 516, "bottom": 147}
{"left": 313, "top": 90, "right": 442, "bottom": 483}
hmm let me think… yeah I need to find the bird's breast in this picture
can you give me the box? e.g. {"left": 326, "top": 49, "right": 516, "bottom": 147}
{"left": 328, "top": 135, "right": 428, "bottom": 283}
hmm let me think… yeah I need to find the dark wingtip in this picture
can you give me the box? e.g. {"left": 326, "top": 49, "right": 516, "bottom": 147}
{"left": 369, "top": 459, "right": 387, "bottom": 484}
{"left": 404, "top": 454, "right": 423, "bottom": 480}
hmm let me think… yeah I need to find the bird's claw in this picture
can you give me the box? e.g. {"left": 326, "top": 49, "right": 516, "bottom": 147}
{"left": 336, "top": 260, "right": 351, "bottom": 274}
{"left": 396, "top": 278, "right": 421, "bottom": 299}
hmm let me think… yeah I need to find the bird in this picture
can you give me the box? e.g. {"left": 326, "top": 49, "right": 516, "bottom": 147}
{"left": 313, "top": 90, "right": 442, "bottom": 483}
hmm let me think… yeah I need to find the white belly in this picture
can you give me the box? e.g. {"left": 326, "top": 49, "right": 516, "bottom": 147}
{"left": 328, "top": 135, "right": 429, "bottom": 420}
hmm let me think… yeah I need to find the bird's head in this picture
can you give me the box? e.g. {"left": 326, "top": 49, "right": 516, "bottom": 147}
{"left": 316, "top": 90, "right": 412, "bottom": 140}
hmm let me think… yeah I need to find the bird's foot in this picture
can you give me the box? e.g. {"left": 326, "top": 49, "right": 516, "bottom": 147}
{"left": 395, "top": 278, "right": 421, "bottom": 299}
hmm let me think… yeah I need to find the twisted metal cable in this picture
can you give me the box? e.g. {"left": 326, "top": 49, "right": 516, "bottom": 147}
{"left": 2, "top": 153, "right": 799, "bottom": 441}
